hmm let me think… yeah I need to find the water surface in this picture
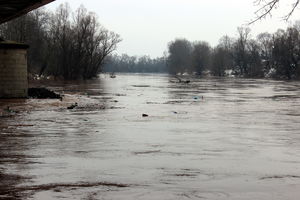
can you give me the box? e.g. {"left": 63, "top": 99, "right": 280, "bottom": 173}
{"left": 1, "top": 74, "right": 300, "bottom": 200}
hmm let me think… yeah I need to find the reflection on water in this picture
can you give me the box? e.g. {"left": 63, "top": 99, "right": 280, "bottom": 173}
{"left": 1, "top": 74, "right": 300, "bottom": 200}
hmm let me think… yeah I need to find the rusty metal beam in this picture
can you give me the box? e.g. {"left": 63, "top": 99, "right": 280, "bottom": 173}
{"left": 0, "top": 0, "right": 55, "bottom": 24}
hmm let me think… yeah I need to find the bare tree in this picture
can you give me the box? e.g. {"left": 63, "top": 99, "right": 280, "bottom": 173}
{"left": 271, "top": 27, "right": 300, "bottom": 79}
{"left": 218, "top": 35, "right": 234, "bottom": 50}
{"left": 0, "top": 3, "right": 121, "bottom": 80}
{"left": 48, "top": 3, "right": 72, "bottom": 78}
{"left": 232, "top": 27, "right": 251, "bottom": 76}
{"left": 211, "top": 36, "right": 234, "bottom": 76}
{"left": 167, "top": 39, "right": 192, "bottom": 74}
{"left": 211, "top": 47, "right": 228, "bottom": 76}
{"left": 251, "top": 0, "right": 300, "bottom": 23}
{"left": 247, "top": 39, "right": 264, "bottom": 77}
{"left": 191, "top": 41, "right": 211, "bottom": 75}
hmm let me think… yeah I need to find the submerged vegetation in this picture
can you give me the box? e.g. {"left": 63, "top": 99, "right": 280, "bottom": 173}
{"left": 166, "top": 25, "right": 300, "bottom": 80}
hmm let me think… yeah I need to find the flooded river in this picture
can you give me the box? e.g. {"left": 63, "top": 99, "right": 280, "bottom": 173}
{"left": 1, "top": 74, "right": 300, "bottom": 200}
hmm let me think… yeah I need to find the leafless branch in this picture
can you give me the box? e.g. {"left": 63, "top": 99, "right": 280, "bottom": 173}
{"left": 249, "top": 0, "right": 300, "bottom": 24}
{"left": 284, "top": 0, "right": 300, "bottom": 20}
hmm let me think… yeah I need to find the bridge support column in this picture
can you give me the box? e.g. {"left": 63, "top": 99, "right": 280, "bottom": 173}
{"left": 0, "top": 41, "right": 29, "bottom": 98}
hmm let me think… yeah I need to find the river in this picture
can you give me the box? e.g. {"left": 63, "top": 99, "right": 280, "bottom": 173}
{"left": 1, "top": 74, "right": 300, "bottom": 200}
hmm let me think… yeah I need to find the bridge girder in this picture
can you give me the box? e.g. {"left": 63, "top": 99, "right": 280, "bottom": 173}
{"left": 0, "top": 0, "right": 55, "bottom": 24}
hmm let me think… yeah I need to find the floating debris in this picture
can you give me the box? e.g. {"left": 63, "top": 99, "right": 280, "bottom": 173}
{"left": 174, "top": 76, "right": 190, "bottom": 84}
{"left": 110, "top": 72, "right": 116, "bottom": 78}
{"left": 260, "top": 175, "right": 300, "bottom": 180}
{"left": 174, "top": 173, "right": 197, "bottom": 177}
{"left": 4, "top": 106, "right": 14, "bottom": 113}
{"left": 134, "top": 150, "right": 161, "bottom": 155}
{"left": 132, "top": 85, "right": 151, "bottom": 88}
{"left": 146, "top": 102, "right": 160, "bottom": 104}
{"left": 67, "top": 103, "right": 78, "bottom": 110}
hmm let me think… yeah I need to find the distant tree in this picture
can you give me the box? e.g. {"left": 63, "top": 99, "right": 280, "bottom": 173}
{"left": 232, "top": 27, "right": 251, "bottom": 76}
{"left": 211, "top": 46, "right": 233, "bottom": 76}
{"left": 292, "top": 21, "right": 300, "bottom": 78}
{"left": 247, "top": 39, "right": 264, "bottom": 77}
{"left": 119, "top": 54, "right": 137, "bottom": 72}
{"left": 191, "top": 41, "right": 211, "bottom": 75}
{"left": 256, "top": 32, "right": 273, "bottom": 74}
{"left": 257, "top": 32, "right": 272, "bottom": 60}
{"left": 218, "top": 35, "right": 234, "bottom": 50}
{"left": 103, "top": 54, "right": 167, "bottom": 73}
{"left": 211, "top": 47, "right": 227, "bottom": 76}
{"left": 271, "top": 27, "right": 300, "bottom": 79}
{"left": 210, "top": 35, "right": 235, "bottom": 76}
{"left": 167, "top": 39, "right": 192, "bottom": 74}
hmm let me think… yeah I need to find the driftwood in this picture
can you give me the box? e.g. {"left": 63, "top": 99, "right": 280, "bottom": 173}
{"left": 174, "top": 76, "right": 190, "bottom": 83}
{"left": 110, "top": 72, "right": 116, "bottom": 78}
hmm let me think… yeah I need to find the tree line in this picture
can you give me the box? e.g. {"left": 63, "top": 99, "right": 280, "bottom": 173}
{"left": 1, "top": 1, "right": 300, "bottom": 80}
{"left": 103, "top": 54, "right": 167, "bottom": 73}
{"left": 167, "top": 24, "right": 300, "bottom": 80}
{"left": 0, "top": 3, "right": 121, "bottom": 80}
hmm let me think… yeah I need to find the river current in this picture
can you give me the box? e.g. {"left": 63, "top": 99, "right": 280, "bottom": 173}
{"left": 1, "top": 74, "right": 300, "bottom": 200}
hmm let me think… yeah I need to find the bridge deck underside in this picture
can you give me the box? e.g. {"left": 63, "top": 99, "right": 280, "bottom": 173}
{"left": 0, "top": 0, "right": 55, "bottom": 24}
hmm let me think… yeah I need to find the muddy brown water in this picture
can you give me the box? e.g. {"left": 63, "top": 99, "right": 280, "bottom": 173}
{"left": 1, "top": 74, "right": 300, "bottom": 200}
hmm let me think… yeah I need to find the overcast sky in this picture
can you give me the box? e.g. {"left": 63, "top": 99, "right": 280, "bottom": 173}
{"left": 46, "top": 0, "right": 300, "bottom": 58}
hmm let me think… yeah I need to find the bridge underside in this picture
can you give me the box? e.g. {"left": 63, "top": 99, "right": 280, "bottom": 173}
{"left": 0, "top": 0, "right": 55, "bottom": 24}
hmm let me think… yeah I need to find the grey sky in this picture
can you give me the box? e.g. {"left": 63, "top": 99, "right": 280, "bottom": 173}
{"left": 46, "top": 0, "right": 300, "bottom": 58}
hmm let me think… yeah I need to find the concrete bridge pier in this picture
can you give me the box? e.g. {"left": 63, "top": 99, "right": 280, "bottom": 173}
{"left": 0, "top": 40, "right": 29, "bottom": 98}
